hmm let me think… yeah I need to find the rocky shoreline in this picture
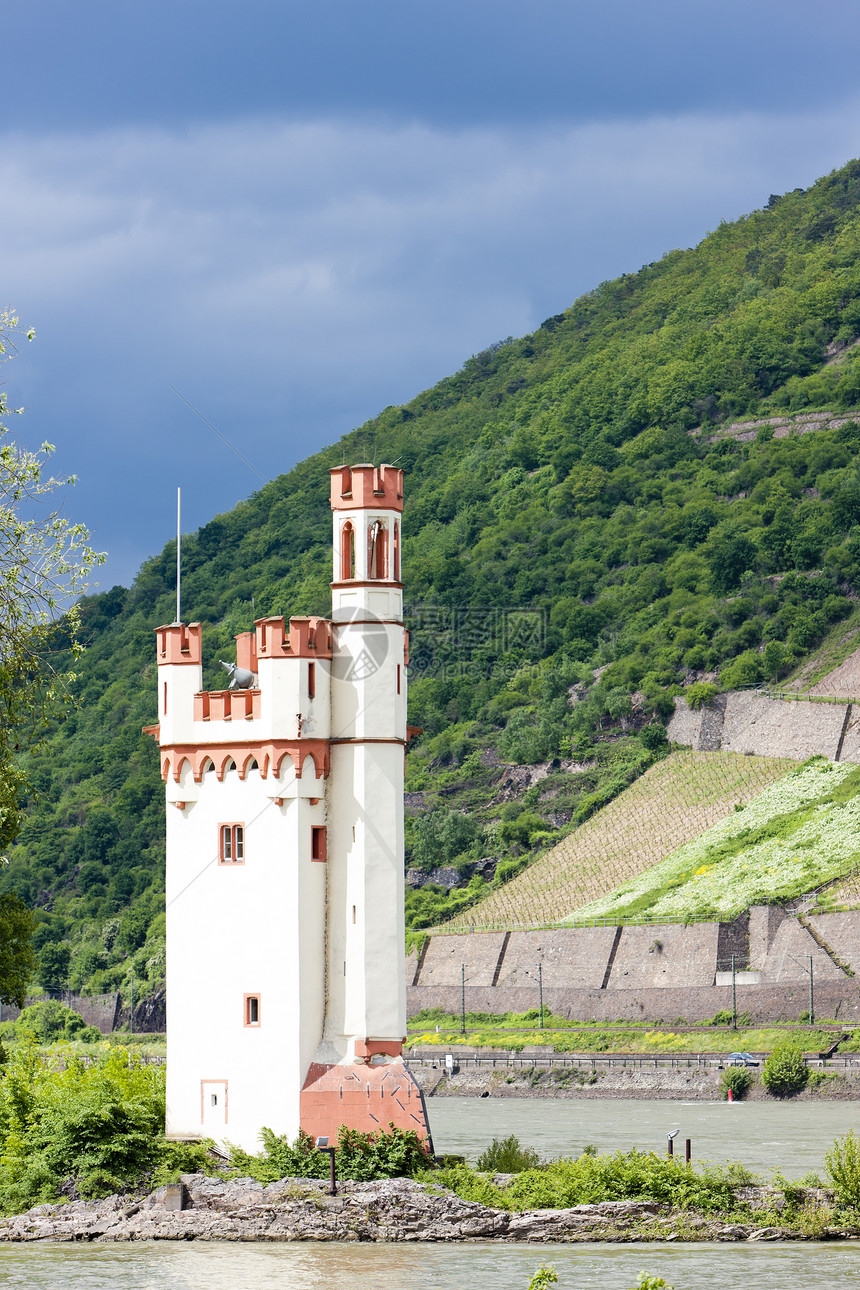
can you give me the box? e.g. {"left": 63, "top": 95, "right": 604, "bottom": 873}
{"left": 0, "top": 1174, "right": 856, "bottom": 1244}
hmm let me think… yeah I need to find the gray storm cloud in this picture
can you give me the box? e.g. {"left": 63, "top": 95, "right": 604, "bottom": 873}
{"left": 1, "top": 102, "right": 859, "bottom": 585}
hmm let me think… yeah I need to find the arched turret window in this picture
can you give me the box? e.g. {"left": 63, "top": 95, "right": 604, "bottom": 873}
{"left": 368, "top": 519, "right": 388, "bottom": 579}
{"left": 393, "top": 520, "right": 400, "bottom": 581}
{"left": 340, "top": 521, "right": 355, "bottom": 580}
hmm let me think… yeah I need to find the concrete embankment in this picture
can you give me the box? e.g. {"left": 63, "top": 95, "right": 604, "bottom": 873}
{"left": 0, "top": 1174, "right": 850, "bottom": 1243}
{"left": 407, "top": 1049, "right": 860, "bottom": 1100}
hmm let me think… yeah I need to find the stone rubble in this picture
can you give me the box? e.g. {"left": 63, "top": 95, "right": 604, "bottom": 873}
{"left": 0, "top": 1174, "right": 857, "bottom": 1243}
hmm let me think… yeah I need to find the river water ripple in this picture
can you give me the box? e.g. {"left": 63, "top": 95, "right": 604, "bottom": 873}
{"left": 2, "top": 1240, "right": 860, "bottom": 1290}
{"left": 429, "top": 1095, "right": 858, "bottom": 1178}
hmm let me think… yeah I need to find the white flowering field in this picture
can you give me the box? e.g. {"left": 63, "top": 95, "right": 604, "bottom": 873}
{"left": 571, "top": 757, "right": 860, "bottom": 923}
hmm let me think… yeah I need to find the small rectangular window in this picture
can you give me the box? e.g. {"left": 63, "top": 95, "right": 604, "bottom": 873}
{"left": 219, "top": 824, "right": 245, "bottom": 864}
{"left": 396, "top": 664, "right": 401, "bottom": 695}
{"left": 311, "top": 825, "right": 327, "bottom": 862}
{"left": 308, "top": 661, "right": 316, "bottom": 699}
{"left": 163, "top": 681, "right": 168, "bottom": 715}
{"left": 244, "top": 994, "right": 260, "bottom": 1027}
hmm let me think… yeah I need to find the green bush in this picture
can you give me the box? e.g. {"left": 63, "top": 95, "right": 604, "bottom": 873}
{"left": 475, "top": 1134, "right": 543, "bottom": 1173}
{"left": 720, "top": 1067, "right": 753, "bottom": 1100}
{"left": 686, "top": 682, "right": 718, "bottom": 711}
{"left": 528, "top": 1268, "right": 558, "bottom": 1290}
{"left": 0, "top": 1036, "right": 201, "bottom": 1214}
{"left": 3, "top": 1001, "right": 102, "bottom": 1045}
{"left": 228, "top": 1123, "right": 430, "bottom": 1183}
{"left": 826, "top": 1129, "right": 860, "bottom": 1207}
{"left": 720, "top": 649, "right": 764, "bottom": 689}
{"left": 639, "top": 724, "right": 669, "bottom": 751}
{"left": 761, "top": 1040, "right": 808, "bottom": 1097}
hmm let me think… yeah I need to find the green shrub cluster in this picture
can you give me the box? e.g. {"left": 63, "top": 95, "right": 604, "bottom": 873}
{"left": 719, "top": 1067, "right": 754, "bottom": 1099}
{"left": 432, "top": 1148, "right": 752, "bottom": 1214}
{"left": 475, "top": 1134, "right": 543, "bottom": 1173}
{"left": 0, "top": 1001, "right": 102, "bottom": 1045}
{"left": 826, "top": 1129, "right": 860, "bottom": 1208}
{"left": 761, "top": 1040, "right": 809, "bottom": 1097}
{"left": 228, "top": 1123, "right": 430, "bottom": 1183}
{"left": 0, "top": 1038, "right": 209, "bottom": 1214}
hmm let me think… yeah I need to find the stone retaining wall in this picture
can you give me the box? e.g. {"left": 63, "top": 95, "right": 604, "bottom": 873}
{"left": 407, "top": 979, "right": 860, "bottom": 1025}
{"left": 0, "top": 992, "right": 121, "bottom": 1033}
{"left": 408, "top": 910, "right": 860, "bottom": 1024}
{"left": 667, "top": 691, "right": 855, "bottom": 762}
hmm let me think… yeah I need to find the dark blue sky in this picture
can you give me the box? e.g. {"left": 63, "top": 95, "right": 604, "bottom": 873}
{"left": 7, "top": 1, "right": 859, "bottom": 129}
{"left": 3, "top": 1, "right": 860, "bottom": 587}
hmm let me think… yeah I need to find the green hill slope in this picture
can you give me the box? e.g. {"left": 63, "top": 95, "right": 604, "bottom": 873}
{"left": 9, "top": 158, "right": 860, "bottom": 1000}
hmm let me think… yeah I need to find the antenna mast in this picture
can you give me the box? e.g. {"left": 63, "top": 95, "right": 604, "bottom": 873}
{"left": 176, "top": 486, "right": 181, "bottom": 624}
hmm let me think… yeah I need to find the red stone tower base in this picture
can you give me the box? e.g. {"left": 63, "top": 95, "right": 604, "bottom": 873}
{"left": 300, "top": 1059, "right": 433, "bottom": 1150}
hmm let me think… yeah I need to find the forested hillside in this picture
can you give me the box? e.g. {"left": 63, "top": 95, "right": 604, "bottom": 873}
{"left": 8, "top": 158, "right": 860, "bottom": 1004}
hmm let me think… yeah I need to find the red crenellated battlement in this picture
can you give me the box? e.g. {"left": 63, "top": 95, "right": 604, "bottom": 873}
{"left": 255, "top": 615, "right": 333, "bottom": 658}
{"left": 329, "top": 463, "right": 404, "bottom": 513}
{"left": 193, "top": 689, "right": 262, "bottom": 722}
{"left": 156, "top": 622, "right": 202, "bottom": 665}
{"left": 235, "top": 630, "right": 258, "bottom": 674}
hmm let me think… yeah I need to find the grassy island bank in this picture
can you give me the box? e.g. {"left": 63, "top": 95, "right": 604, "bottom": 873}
{"left": 3, "top": 1036, "right": 860, "bottom": 1244}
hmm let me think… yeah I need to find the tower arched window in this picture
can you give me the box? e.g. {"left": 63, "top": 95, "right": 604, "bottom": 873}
{"left": 340, "top": 521, "right": 355, "bottom": 580}
{"left": 393, "top": 520, "right": 400, "bottom": 581}
{"left": 368, "top": 519, "right": 388, "bottom": 580}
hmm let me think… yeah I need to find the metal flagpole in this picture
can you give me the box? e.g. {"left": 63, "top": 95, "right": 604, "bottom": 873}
{"left": 176, "top": 487, "right": 181, "bottom": 623}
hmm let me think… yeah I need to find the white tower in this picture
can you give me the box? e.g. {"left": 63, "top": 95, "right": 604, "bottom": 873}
{"left": 154, "top": 466, "right": 429, "bottom": 1151}
{"left": 324, "top": 466, "right": 406, "bottom": 1046}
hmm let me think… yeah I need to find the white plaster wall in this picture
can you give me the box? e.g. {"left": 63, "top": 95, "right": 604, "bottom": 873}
{"left": 331, "top": 503, "right": 403, "bottom": 624}
{"left": 160, "top": 662, "right": 202, "bottom": 745}
{"left": 325, "top": 743, "right": 406, "bottom": 1048}
{"left": 333, "top": 507, "right": 398, "bottom": 582}
{"left": 332, "top": 585, "right": 404, "bottom": 622}
{"left": 330, "top": 623, "right": 406, "bottom": 741}
{"left": 256, "top": 657, "right": 332, "bottom": 742}
{"left": 165, "top": 763, "right": 326, "bottom": 1151}
{"left": 324, "top": 576, "right": 406, "bottom": 1051}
